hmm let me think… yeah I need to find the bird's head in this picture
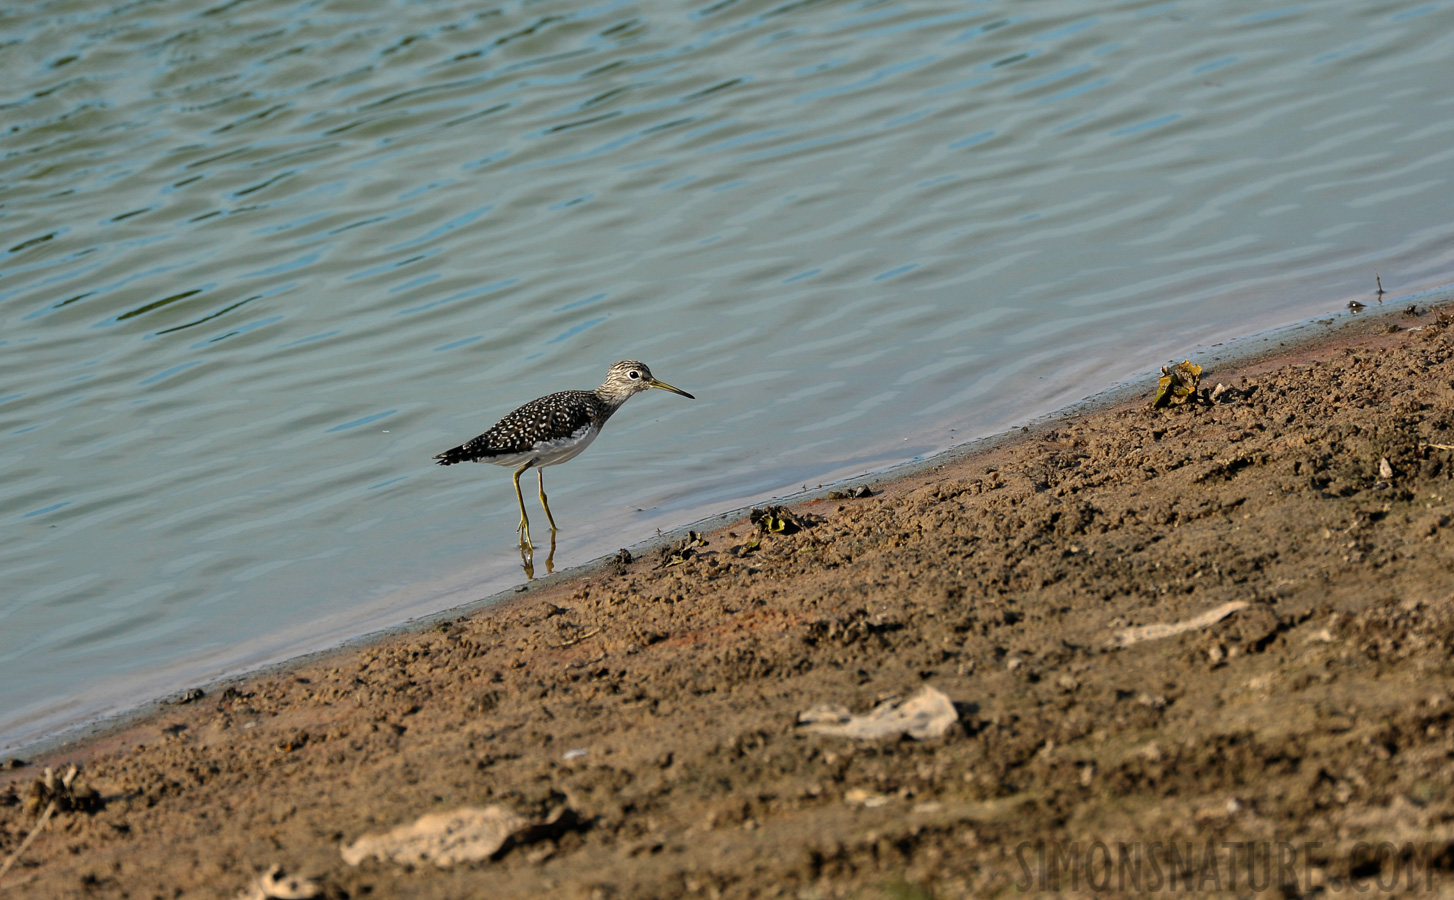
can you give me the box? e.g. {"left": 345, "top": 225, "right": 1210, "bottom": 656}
{"left": 599, "top": 360, "right": 695, "bottom": 403}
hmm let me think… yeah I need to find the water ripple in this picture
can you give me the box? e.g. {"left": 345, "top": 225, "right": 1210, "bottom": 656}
{"left": 3, "top": 0, "right": 1454, "bottom": 751}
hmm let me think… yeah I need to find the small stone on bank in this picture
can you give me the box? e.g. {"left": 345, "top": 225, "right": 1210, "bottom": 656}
{"left": 797, "top": 685, "right": 958, "bottom": 741}
{"left": 342, "top": 806, "right": 527, "bottom": 868}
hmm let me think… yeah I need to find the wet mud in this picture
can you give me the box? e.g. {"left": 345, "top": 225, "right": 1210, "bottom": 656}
{"left": 5, "top": 309, "right": 1454, "bottom": 898}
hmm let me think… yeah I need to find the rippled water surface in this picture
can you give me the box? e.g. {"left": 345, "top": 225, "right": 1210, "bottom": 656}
{"left": 4, "top": 0, "right": 1454, "bottom": 749}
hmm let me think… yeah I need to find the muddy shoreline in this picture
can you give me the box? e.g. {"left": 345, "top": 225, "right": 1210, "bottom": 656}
{"left": 6, "top": 303, "right": 1454, "bottom": 898}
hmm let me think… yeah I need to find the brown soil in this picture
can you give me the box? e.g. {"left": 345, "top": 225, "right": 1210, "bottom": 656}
{"left": 6, "top": 308, "right": 1454, "bottom": 899}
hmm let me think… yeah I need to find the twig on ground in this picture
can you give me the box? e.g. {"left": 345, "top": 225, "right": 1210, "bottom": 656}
{"left": 0, "top": 799, "right": 56, "bottom": 889}
{"left": 1109, "top": 601, "right": 1249, "bottom": 648}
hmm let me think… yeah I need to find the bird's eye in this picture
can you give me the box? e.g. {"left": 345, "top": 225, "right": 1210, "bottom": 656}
{"left": 629, "top": 370, "right": 640, "bottom": 379}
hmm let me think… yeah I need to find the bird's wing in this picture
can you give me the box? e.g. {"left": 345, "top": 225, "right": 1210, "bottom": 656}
{"left": 434, "top": 391, "right": 597, "bottom": 465}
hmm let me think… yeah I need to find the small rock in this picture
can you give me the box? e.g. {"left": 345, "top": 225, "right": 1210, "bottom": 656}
{"left": 342, "top": 804, "right": 582, "bottom": 868}
{"left": 342, "top": 806, "right": 527, "bottom": 867}
{"left": 611, "top": 548, "right": 632, "bottom": 575}
{"left": 236, "top": 864, "right": 321, "bottom": 900}
{"left": 798, "top": 686, "right": 959, "bottom": 741}
{"left": 844, "top": 788, "right": 891, "bottom": 808}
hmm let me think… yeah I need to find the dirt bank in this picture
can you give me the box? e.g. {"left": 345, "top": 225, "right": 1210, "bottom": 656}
{"left": 5, "top": 307, "right": 1454, "bottom": 899}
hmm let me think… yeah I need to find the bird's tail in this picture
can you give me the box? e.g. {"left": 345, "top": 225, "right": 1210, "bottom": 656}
{"left": 433, "top": 445, "right": 472, "bottom": 466}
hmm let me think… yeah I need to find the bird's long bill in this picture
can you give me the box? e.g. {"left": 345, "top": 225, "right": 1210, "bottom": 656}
{"left": 649, "top": 378, "right": 695, "bottom": 399}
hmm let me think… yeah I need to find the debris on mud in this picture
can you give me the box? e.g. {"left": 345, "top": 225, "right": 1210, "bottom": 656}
{"left": 797, "top": 685, "right": 959, "bottom": 741}
{"left": 342, "top": 804, "right": 580, "bottom": 868}
{"left": 749, "top": 505, "right": 812, "bottom": 534}
{"left": 1109, "top": 601, "right": 1250, "bottom": 648}
{"left": 656, "top": 531, "right": 707, "bottom": 568}
{"left": 1209, "top": 382, "right": 1250, "bottom": 404}
{"left": 1152, "top": 359, "right": 1203, "bottom": 408}
{"left": 274, "top": 731, "right": 309, "bottom": 754}
{"left": 24, "top": 764, "right": 100, "bottom": 816}
{"left": 236, "top": 865, "right": 320, "bottom": 900}
{"left": 826, "top": 485, "right": 873, "bottom": 500}
{"left": 0, "top": 765, "right": 102, "bottom": 887}
{"left": 729, "top": 537, "right": 762, "bottom": 556}
{"left": 342, "top": 806, "right": 525, "bottom": 867}
{"left": 558, "top": 626, "right": 599, "bottom": 648}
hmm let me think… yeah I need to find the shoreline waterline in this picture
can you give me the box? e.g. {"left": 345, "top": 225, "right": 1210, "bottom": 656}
{"left": 5, "top": 298, "right": 1454, "bottom": 897}
{"left": 6, "top": 282, "right": 1449, "bottom": 761}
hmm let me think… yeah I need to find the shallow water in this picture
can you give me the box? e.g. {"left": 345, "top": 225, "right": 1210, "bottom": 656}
{"left": 3, "top": 0, "right": 1453, "bottom": 751}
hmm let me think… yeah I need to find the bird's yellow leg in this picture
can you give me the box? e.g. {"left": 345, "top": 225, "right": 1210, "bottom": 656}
{"left": 537, "top": 469, "right": 558, "bottom": 533}
{"left": 513, "top": 463, "right": 533, "bottom": 548}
